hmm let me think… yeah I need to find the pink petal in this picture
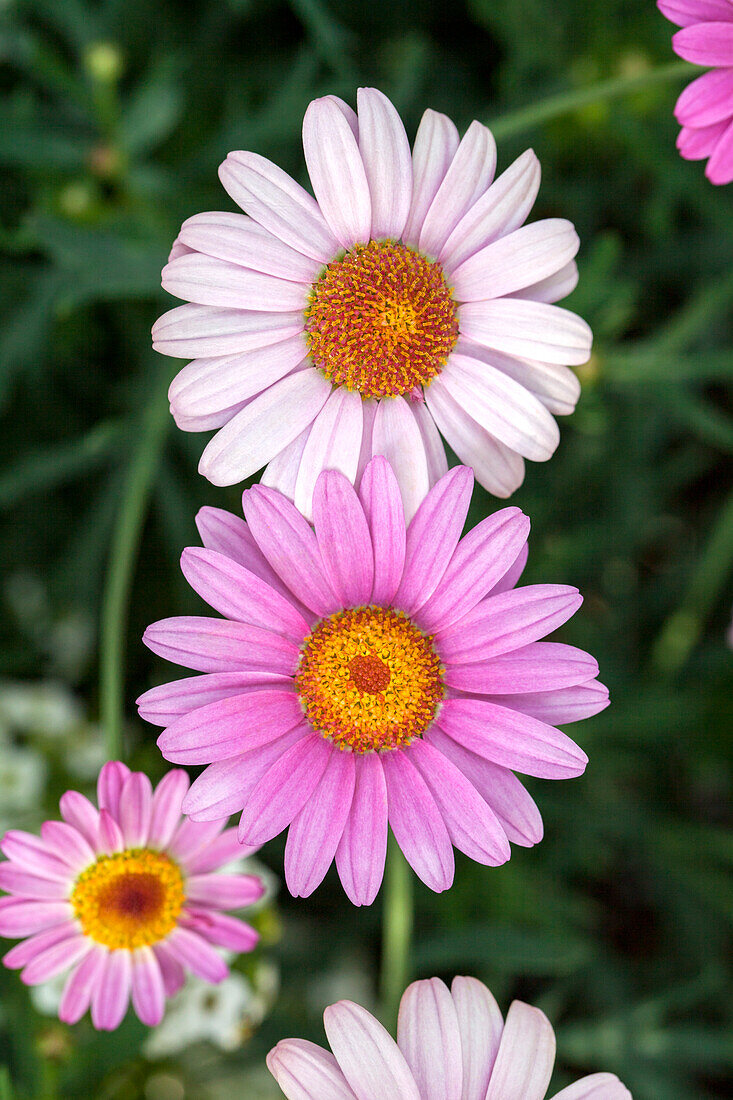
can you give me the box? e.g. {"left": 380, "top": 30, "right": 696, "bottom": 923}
{"left": 485, "top": 1001, "right": 556, "bottom": 1100}
{"left": 489, "top": 542, "right": 528, "bottom": 595}
{"left": 148, "top": 770, "right": 189, "bottom": 849}
{"left": 397, "top": 978, "right": 463, "bottom": 1100}
{"left": 487, "top": 680, "right": 609, "bottom": 726}
{"left": 415, "top": 507, "right": 531, "bottom": 632}
{"left": 152, "top": 940, "right": 186, "bottom": 997}
{"left": 199, "top": 368, "right": 332, "bottom": 487}
{"left": 358, "top": 455, "right": 406, "bottom": 605}
{"left": 158, "top": 689, "right": 304, "bottom": 764}
{"left": 440, "top": 149, "right": 541, "bottom": 272}
{"left": 267, "top": 1038, "right": 359, "bottom": 1100}
{"left": 371, "top": 396, "right": 431, "bottom": 524}
{"left": 419, "top": 121, "right": 497, "bottom": 258}
{"left": 143, "top": 616, "right": 300, "bottom": 675}
{"left": 324, "top": 1001, "right": 421, "bottom": 1100}
{"left": 658, "top": 0, "right": 733, "bottom": 27}
{"left": 58, "top": 792, "right": 99, "bottom": 848}
{"left": 672, "top": 22, "right": 733, "bottom": 67}
{"left": 182, "top": 727, "right": 306, "bottom": 822}
{"left": 186, "top": 872, "right": 264, "bottom": 909}
{"left": 552, "top": 1073, "right": 632, "bottom": 1099}
{"left": 3, "top": 922, "right": 77, "bottom": 969}
{"left": 403, "top": 108, "right": 460, "bottom": 248}
{"left": 425, "top": 377, "right": 526, "bottom": 498}
{"left": 178, "top": 210, "right": 322, "bottom": 282}
{"left": 459, "top": 299, "right": 592, "bottom": 366}
{"left": 152, "top": 303, "right": 304, "bottom": 359}
{"left": 40, "top": 820, "right": 96, "bottom": 873}
{"left": 138, "top": 671, "right": 291, "bottom": 726}
{"left": 242, "top": 483, "right": 339, "bottom": 616}
{"left": 97, "top": 761, "right": 130, "bottom": 818}
{"left": 162, "top": 252, "right": 308, "bottom": 311}
{"left": 393, "top": 465, "right": 474, "bottom": 614}
{"left": 166, "top": 926, "right": 228, "bottom": 983}
{"left": 382, "top": 750, "right": 454, "bottom": 892}
{"left": 169, "top": 335, "right": 309, "bottom": 420}
{"left": 167, "top": 817, "right": 225, "bottom": 863}
{"left": 706, "top": 116, "right": 733, "bottom": 183}
{"left": 58, "top": 946, "right": 106, "bottom": 1025}
{"left": 1, "top": 831, "right": 72, "bottom": 882}
{"left": 426, "top": 725, "right": 544, "bottom": 846}
{"left": 675, "top": 67, "right": 733, "bottom": 127}
{"left": 451, "top": 976, "right": 504, "bottom": 1099}
{"left": 303, "top": 96, "right": 372, "bottom": 247}
{"left": 118, "top": 772, "right": 153, "bottom": 848}
{"left": 444, "top": 641, "right": 599, "bottom": 694}
{"left": 676, "top": 117, "right": 729, "bottom": 159}
{"left": 436, "top": 353, "right": 560, "bottom": 461}
{"left": 435, "top": 584, "right": 582, "bottom": 664}
{"left": 0, "top": 898, "right": 72, "bottom": 937}
{"left": 293, "top": 387, "right": 364, "bottom": 521}
{"left": 182, "top": 908, "right": 259, "bottom": 953}
{"left": 406, "top": 740, "right": 510, "bottom": 865}
{"left": 97, "top": 809, "right": 125, "bottom": 855}
{"left": 238, "top": 733, "right": 333, "bottom": 846}
{"left": 285, "top": 749, "right": 356, "bottom": 897}
{"left": 219, "top": 150, "right": 339, "bottom": 261}
{"left": 91, "top": 950, "right": 132, "bottom": 1031}
{"left": 181, "top": 827, "right": 253, "bottom": 874}
{"left": 450, "top": 219, "right": 579, "bottom": 302}
{"left": 180, "top": 546, "right": 310, "bottom": 642}
{"left": 357, "top": 87, "right": 412, "bottom": 239}
{"left": 313, "top": 470, "right": 374, "bottom": 607}
{"left": 436, "top": 697, "right": 588, "bottom": 779}
{"left": 0, "top": 866, "right": 69, "bottom": 900}
{"left": 131, "top": 946, "right": 166, "bottom": 1027}
{"left": 335, "top": 753, "right": 389, "bottom": 907}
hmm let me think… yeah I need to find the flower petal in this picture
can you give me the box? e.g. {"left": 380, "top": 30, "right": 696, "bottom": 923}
{"left": 358, "top": 455, "right": 406, "bottom": 605}
{"left": 143, "top": 616, "right": 300, "bottom": 674}
{"left": 403, "top": 109, "right": 460, "bottom": 248}
{"left": 267, "top": 1038, "right": 360, "bottom": 1100}
{"left": 182, "top": 908, "right": 259, "bottom": 953}
{"left": 513, "top": 260, "right": 579, "bottom": 307}
{"left": 444, "top": 641, "right": 599, "bottom": 694}
{"left": 153, "top": 303, "right": 305, "bottom": 359}
{"left": 162, "top": 252, "right": 308, "bottom": 311}
{"left": 324, "top": 1000, "right": 421, "bottom": 1100}
{"left": 185, "top": 872, "right": 264, "bottom": 909}
{"left": 672, "top": 22, "right": 733, "bottom": 67}
{"left": 158, "top": 689, "right": 304, "bottom": 764}
{"left": 450, "top": 219, "right": 579, "bottom": 302}
{"left": 285, "top": 748, "right": 356, "bottom": 897}
{"left": 131, "top": 946, "right": 166, "bottom": 1027}
{"left": 658, "top": 0, "right": 733, "bottom": 27}
{"left": 91, "top": 950, "right": 132, "bottom": 1031}
{"left": 58, "top": 946, "right": 106, "bottom": 1025}
{"left": 551, "top": 1074, "right": 632, "bottom": 1100}
{"left": 262, "top": 424, "right": 313, "bottom": 499}
{"left": 357, "top": 87, "right": 412, "bottom": 239}
{"left": 419, "top": 121, "right": 497, "bottom": 258}
{"left": 294, "top": 387, "right": 364, "bottom": 521}
{"left": 487, "top": 681, "right": 610, "bottom": 725}
{"left": 138, "top": 671, "right": 292, "bottom": 726}
{"left": 238, "top": 734, "right": 333, "bottom": 846}
{"left": 152, "top": 940, "right": 186, "bottom": 997}
{"left": 147, "top": 770, "right": 189, "bottom": 849}
{"left": 58, "top": 793, "right": 99, "bottom": 848}
{"left": 1, "top": 831, "right": 72, "bottom": 882}
{"left": 20, "top": 935, "right": 90, "bottom": 985}
{"left": 397, "top": 978, "right": 463, "bottom": 1100}
{"left": 706, "top": 116, "right": 733, "bottom": 184}
{"left": 451, "top": 975, "right": 504, "bottom": 1100}
{"left": 0, "top": 898, "right": 72, "bottom": 937}
{"left": 313, "top": 470, "right": 374, "bottom": 607}
{"left": 97, "top": 761, "right": 129, "bottom": 818}
{"left": 459, "top": 299, "right": 592, "bottom": 366}
{"left": 382, "top": 750, "right": 454, "bottom": 892}
{"left": 166, "top": 926, "right": 228, "bottom": 983}
{"left": 118, "top": 772, "right": 153, "bottom": 848}
{"left": 335, "top": 753, "right": 389, "bottom": 907}
{"left": 485, "top": 1000, "right": 555, "bottom": 1100}
{"left": 303, "top": 96, "right": 372, "bottom": 247}
{"left": 178, "top": 210, "right": 322, "bottom": 281}
{"left": 371, "top": 396, "right": 431, "bottom": 524}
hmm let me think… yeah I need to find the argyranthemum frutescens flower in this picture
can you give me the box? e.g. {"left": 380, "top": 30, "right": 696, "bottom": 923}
{"left": 153, "top": 88, "right": 592, "bottom": 519}
{"left": 267, "top": 975, "right": 631, "bottom": 1099}
{"left": 658, "top": 0, "right": 733, "bottom": 183}
{"left": 0, "top": 762, "right": 264, "bottom": 1030}
{"left": 139, "top": 458, "right": 607, "bottom": 905}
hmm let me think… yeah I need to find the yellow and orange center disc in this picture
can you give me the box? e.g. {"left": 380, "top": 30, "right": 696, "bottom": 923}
{"left": 70, "top": 849, "right": 185, "bottom": 950}
{"left": 295, "top": 606, "right": 444, "bottom": 753}
{"left": 305, "top": 240, "right": 459, "bottom": 400}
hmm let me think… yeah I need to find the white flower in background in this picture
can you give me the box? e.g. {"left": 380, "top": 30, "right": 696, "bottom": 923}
{"left": 0, "top": 744, "right": 47, "bottom": 829}
{"left": 0, "top": 681, "right": 83, "bottom": 739}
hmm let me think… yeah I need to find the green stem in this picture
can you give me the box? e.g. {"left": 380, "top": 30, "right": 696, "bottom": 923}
{"left": 99, "top": 365, "right": 171, "bottom": 760}
{"left": 380, "top": 833, "right": 413, "bottom": 1029}
{"left": 489, "top": 60, "right": 693, "bottom": 140}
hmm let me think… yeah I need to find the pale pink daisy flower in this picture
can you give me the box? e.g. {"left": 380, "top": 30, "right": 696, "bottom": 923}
{"left": 153, "top": 87, "right": 592, "bottom": 520}
{"left": 139, "top": 458, "right": 607, "bottom": 905}
{"left": 267, "top": 974, "right": 631, "bottom": 1100}
{"left": 0, "top": 762, "right": 264, "bottom": 1030}
{"left": 658, "top": 0, "right": 733, "bottom": 183}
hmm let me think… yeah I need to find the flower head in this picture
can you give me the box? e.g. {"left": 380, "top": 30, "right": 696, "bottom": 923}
{"left": 0, "top": 762, "right": 264, "bottom": 1029}
{"left": 658, "top": 0, "right": 733, "bottom": 184}
{"left": 154, "top": 88, "right": 592, "bottom": 519}
{"left": 267, "top": 974, "right": 631, "bottom": 1100}
{"left": 139, "top": 458, "right": 607, "bottom": 905}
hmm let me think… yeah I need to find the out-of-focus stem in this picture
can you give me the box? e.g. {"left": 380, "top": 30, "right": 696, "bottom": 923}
{"left": 379, "top": 832, "right": 413, "bottom": 1030}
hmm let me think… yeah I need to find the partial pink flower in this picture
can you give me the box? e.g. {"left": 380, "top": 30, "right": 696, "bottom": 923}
{"left": 658, "top": 0, "right": 733, "bottom": 183}
{"left": 0, "top": 762, "right": 263, "bottom": 1030}
{"left": 139, "top": 458, "right": 607, "bottom": 905}
{"left": 153, "top": 87, "right": 592, "bottom": 520}
{"left": 267, "top": 974, "right": 632, "bottom": 1099}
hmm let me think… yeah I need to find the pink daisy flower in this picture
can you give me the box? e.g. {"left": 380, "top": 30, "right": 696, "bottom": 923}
{"left": 267, "top": 974, "right": 631, "bottom": 1099}
{"left": 139, "top": 458, "right": 607, "bottom": 905}
{"left": 658, "top": 0, "right": 733, "bottom": 183}
{"left": 153, "top": 87, "right": 592, "bottom": 520}
{"left": 0, "top": 762, "right": 264, "bottom": 1030}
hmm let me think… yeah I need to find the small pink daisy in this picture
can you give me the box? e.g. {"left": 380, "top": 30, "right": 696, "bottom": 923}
{"left": 139, "top": 458, "right": 607, "bottom": 905}
{"left": 0, "top": 762, "right": 264, "bottom": 1030}
{"left": 658, "top": 0, "right": 733, "bottom": 183}
{"left": 267, "top": 974, "right": 631, "bottom": 1099}
{"left": 153, "top": 87, "right": 592, "bottom": 519}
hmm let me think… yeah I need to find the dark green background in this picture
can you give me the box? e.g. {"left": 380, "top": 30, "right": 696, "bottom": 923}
{"left": 0, "top": 0, "right": 732, "bottom": 1096}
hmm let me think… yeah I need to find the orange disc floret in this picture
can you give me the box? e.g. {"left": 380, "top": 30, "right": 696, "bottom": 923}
{"left": 295, "top": 606, "right": 444, "bottom": 753}
{"left": 70, "top": 849, "right": 185, "bottom": 950}
{"left": 305, "top": 240, "right": 459, "bottom": 400}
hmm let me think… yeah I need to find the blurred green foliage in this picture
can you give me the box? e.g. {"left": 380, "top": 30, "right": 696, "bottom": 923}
{"left": 0, "top": 0, "right": 732, "bottom": 1097}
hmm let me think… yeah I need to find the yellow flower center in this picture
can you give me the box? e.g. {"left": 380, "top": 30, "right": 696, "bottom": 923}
{"left": 305, "top": 240, "right": 459, "bottom": 400}
{"left": 295, "top": 606, "right": 444, "bottom": 752}
{"left": 70, "top": 849, "right": 185, "bottom": 950}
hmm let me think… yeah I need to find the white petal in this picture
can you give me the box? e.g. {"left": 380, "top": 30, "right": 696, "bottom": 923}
{"left": 459, "top": 298, "right": 592, "bottom": 366}
{"left": 267, "top": 1039, "right": 359, "bottom": 1099}
{"left": 474, "top": 345, "right": 581, "bottom": 416}
{"left": 199, "top": 368, "right": 332, "bottom": 485}
{"left": 451, "top": 976, "right": 504, "bottom": 1100}
{"left": 551, "top": 1074, "right": 631, "bottom": 1100}
{"left": 261, "top": 424, "right": 313, "bottom": 498}
{"left": 397, "top": 978, "right": 463, "bottom": 1100}
{"left": 512, "top": 260, "right": 579, "bottom": 304}
{"left": 450, "top": 220, "right": 579, "bottom": 302}
{"left": 294, "top": 387, "right": 364, "bottom": 520}
{"left": 152, "top": 303, "right": 304, "bottom": 359}
{"left": 324, "top": 1001, "right": 421, "bottom": 1100}
{"left": 411, "top": 399, "right": 449, "bottom": 484}
{"left": 303, "top": 97, "right": 372, "bottom": 247}
{"left": 419, "top": 121, "right": 497, "bottom": 258}
{"left": 371, "top": 397, "right": 431, "bottom": 523}
{"left": 485, "top": 1001, "right": 556, "bottom": 1100}
{"left": 403, "top": 109, "right": 460, "bottom": 248}
{"left": 178, "top": 211, "right": 322, "bottom": 282}
{"left": 162, "top": 253, "right": 308, "bottom": 311}
{"left": 357, "top": 87, "right": 412, "bottom": 240}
